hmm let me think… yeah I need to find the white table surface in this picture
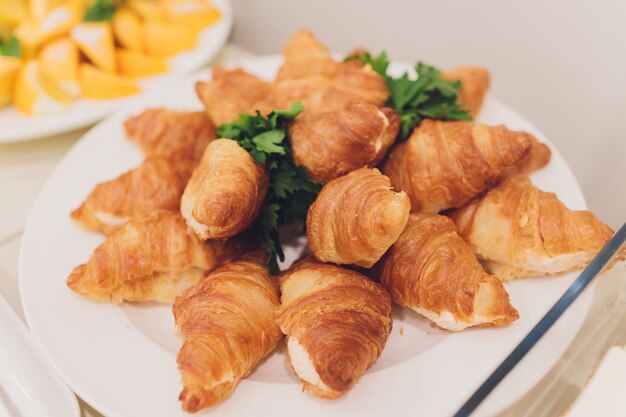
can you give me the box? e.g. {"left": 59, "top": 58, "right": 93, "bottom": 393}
{"left": 0, "top": 43, "right": 254, "bottom": 417}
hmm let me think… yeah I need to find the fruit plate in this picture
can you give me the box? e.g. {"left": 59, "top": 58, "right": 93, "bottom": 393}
{"left": 20, "top": 55, "right": 592, "bottom": 417}
{"left": 0, "top": 0, "right": 232, "bottom": 144}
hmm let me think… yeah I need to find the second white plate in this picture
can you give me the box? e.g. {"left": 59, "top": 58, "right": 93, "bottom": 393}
{"left": 20, "top": 56, "right": 591, "bottom": 417}
{"left": 0, "top": 0, "right": 233, "bottom": 144}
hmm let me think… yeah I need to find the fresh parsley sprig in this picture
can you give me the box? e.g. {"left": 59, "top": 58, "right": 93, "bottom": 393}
{"left": 0, "top": 36, "right": 21, "bottom": 58}
{"left": 218, "top": 102, "right": 322, "bottom": 275}
{"left": 346, "top": 51, "right": 472, "bottom": 141}
{"left": 84, "top": 0, "right": 124, "bottom": 22}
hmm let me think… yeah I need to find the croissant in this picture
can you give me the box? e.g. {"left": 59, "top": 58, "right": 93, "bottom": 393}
{"left": 450, "top": 176, "right": 614, "bottom": 280}
{"left": 181, "top": 139, "right": 268, "bottom": 240}
{"left": 307, "top": 167, "right": 410, "bottom": 268}
{"left": 174, "top": 251, "right": 281, "bottom": 412}
{"left": 289, "top": 103, "right": 400, "bottom": 183}
{"left": 71, "top": 158, "right": 195, "bottom": 234}
{"left": 274, "top": 29, "right": 388, "bottom": 113}
{"left": 67, "top": 210, "right": 249, "bottom": 303}
{"left": 195, "top": 67, "right": 274, "bottom": 126}
{"left": 381, "top": 119, "right": 532, "bottom": 213}
{"left": 124, "top": 108, "right": 215, "bottom": 161}
{"left": 275, "top": 257, "right": 392, "bottom": 398}
{"left": 507, "top": 135, "right": 551, "bottom": 176}
{"left": 442, "top": 67, "right": 490, "bottom": 117}
{"left": 376, "top": 213, "right": 519, "bottom": 330}
{"left": 320, "top": 60, "right": 390, "bottom": 113}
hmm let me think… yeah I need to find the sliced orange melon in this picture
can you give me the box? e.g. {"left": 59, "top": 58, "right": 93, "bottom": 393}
{"left": 71, "top": 22, "right": 116, "bottom": 73}
{"left": 159, "top": 0, "right": 220, "bottom": 32}
{"left": 143, "top": 22, "right": 195, "bottom": 57}
{"left": 28, "top": 0, "right": 71, "bottom": 20}
{"left": 13, "top": 60, "right": 71, "bottom": 115}
{"left": 116, "top": 48, "right": 167, "bottom": 78}
{"left": 127, "top": 0, "right": 163, "bottom": 21}
{"left": 14, "top": 4, "right": 81, "bottom": 57}
{"left": 38, "top": 37, "right": 80, "bottom": 97}
{"left": 79, "top": 63, "right": 140, "bottom": 99}
{"left": 112, "top": 7, "right": 143, "bottom": 51}
{"left": 0, "top": 0, "right": 28, "bottom": 28}
{"left": 0, "top": 56, "right": 22, "bottom": 107}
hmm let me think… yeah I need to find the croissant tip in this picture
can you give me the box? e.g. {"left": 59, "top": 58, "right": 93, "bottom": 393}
{"left": 179, "top": 388, "right": 202, "bottom": 413}
{"left": 66, "top": 264, "right": 85, "bottom": 292}
{"left": 69, "top": 204, "right": 86, "bottom": 222}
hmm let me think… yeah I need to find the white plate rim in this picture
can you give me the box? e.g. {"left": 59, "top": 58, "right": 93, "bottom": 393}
{"left": 19, "top": 55, "right": 592, "bottom": 417}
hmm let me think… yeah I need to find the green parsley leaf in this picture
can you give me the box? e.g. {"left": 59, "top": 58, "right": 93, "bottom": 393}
{"left": 217, "top": 102, "right": 321, "bottom": 275}
{"left": 252, "top": 130, "right": 286, "bottom": 155}
{"left": 268, "top": 101, "right": 304, "bottom": 128}
{"left": 84, "top": 0, "right": 117, "bottom": 22}
{"left": 345, "top": 51, "right": 389, "bottom": 76}
{"left": 347, "top": 51, "right": 473, "bottom": 140}
{"left": 0, "top": 36, "right": 21, "bottom": 58}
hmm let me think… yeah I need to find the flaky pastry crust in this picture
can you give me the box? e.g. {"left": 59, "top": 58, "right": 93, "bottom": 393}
{"left": 181, "top": 139, "right": 269, "bottom": 239}
{"left": 450, "top": 176, "right": 615, "bottom": 279}
{"left": 71, "top": 158, "right": 195, "bottom": 234}
{"left": 174, "top": 251, "right": 281, "bottom": 412}
{"left": 307, "top": 168, "right": 410, "bottom": 268}
{"left": 124, "top": 108, "right": 215, "bottom": 161}
{"left": 67, "top": 210, "right": 250, "bottom": 303}
{"left": 275, "top": 258, "right": 392, "bottom": 398}
{"left": 442, "top": 66, "right": 490, "bottom": 117}
{"left": 289, "top": 103, "right": 399, "bottom": 183}
{"left": 376, "top": 213, "right": 519, "bottom": 330}
{"left": 195, "top": 67, "right": 275, "bottom": 126}
{"left": 274, "top": 29, "right": 388, "bottom": 114}
{"left": 381, "top": 119, "right": 532, "bottom": 213}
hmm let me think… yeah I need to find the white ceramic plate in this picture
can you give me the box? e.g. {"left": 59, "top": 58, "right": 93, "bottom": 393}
{"left": 0, "top": 0, "right": 232, "bottom": 144}
{"left": 0, "top": 293, "right": 79, "bottom": 417}
{"left": 20, "top": 56, "right": 592, "bottom": 417}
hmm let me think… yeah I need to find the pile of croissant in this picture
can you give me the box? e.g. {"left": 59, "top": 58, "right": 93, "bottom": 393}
{"left": 66, "top": 30, "right": 615, "bottom": 413}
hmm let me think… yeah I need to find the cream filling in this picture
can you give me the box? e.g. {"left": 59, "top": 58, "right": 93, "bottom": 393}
{"left": 373, "top": 109, "right": 390, "bottom": 153}
{"left": 94, "top": 211, "right": 129, "bottom": 227}
{"left": 411, "top": 307, "right": 489, "bottom": 332}
{"left": 287, "top": 337, "right": 330, "bottom": 392}
{"left": 211, "top": 371, "right": 234, "bottom": 388}
{"left": 180, "top": 194, "right": 209, "bottom": 239}
{"left": 523, "top": 251, "right": 591, "bottom": 274}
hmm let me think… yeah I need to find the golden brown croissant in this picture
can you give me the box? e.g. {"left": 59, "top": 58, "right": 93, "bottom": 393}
{"left": 450, "top": 176, "right": 614, "bottom": 280}
{"left": 376, "top": 213, "right": 519, "bottom": 330}
{"left": 274, "top": 29, "right": 388, "bottom": 114}
{"left": 195, "top": 67, "right": 275, "bottom": 126}
{"left": 275, "top": 257, "right": 392, "bottom": 399}
{"left": 507, "top": 135, "right": 552, "bottom": 176}
{"left": 381, "top": 119, "right": 532, "bottom": 213}
{"left": 307, "top": 167, "right": 410, "bottom": 268}
{"left": 275, "top": 29, "right": 337, "bottom": 83}
{"left": 442, "top": 66, "right": 490, "bottom": 117}
{"left": 320, "top": 60, "right": 389, "bottom": 112}
{"left": 124, "top": 108, "right": 215, "bottom": 161}
{"left": 71, "top": 158, "right": 195, "bottom": 234}
{"left": 174, "top": 251, "right": 281, "bottom": 412}
{"left": 181, "top": 139, "right": 268, "bottom": 240}
{"left": 67, "top": 210, "right": 249, "bottom": 303}
{"left": 289, "top": 103, "right": 400, "bottom": 183}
